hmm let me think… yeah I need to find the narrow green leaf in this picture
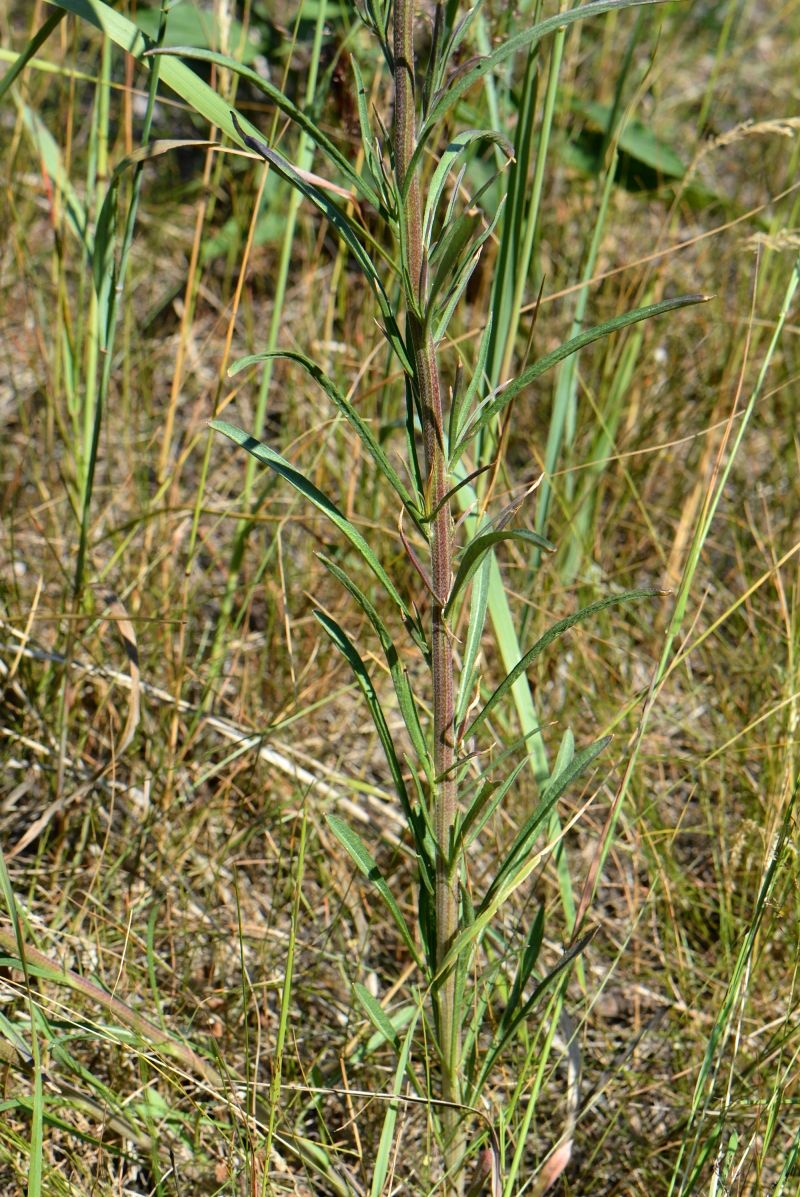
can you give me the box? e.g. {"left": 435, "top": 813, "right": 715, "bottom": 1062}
{"left": 449, "top": 316, "right": 493, "bottom": 460}
{"left": 18, "top": 101, "right": 88, "bottom": 247}
{"left": 487, "top": 736, "right": 611, "bottom": 903}
{"left": 496, "top": 906, "right": 545, "bottom": 1040}
{"left": 422, "top": 128, "right": 513, "bottom": 243}
{"left": 354, "top": 982, "right": 400, "bottom": 1051}
{"left": 52, "top": 0, "right": 238, "bottom": 140}
{"left": 476, "top": 928, "right": 595, "bottom": 1093}
{"left": 457, "top": 759, "right": 526, "bottom": 854}
{"left": 446, "top": 529, "right": 555, "bottom": 618}
{"left": 467, "top": 589, "right": 659, "bottom": 738}
{"left": 229, "top": 350, "right": 422, "bottom": 521}
{"left": 454, "top": 294, "right": 709, "bottom": 459}
{"left": 439, "top": 737, "right": 610, "bottom": 975}
{"left": 318, "top": 554, "right": 431, "bottom": 776}
{"left": 147, "top": 45, "right": 383, "bottom": 209}
{"left": 350, "top": 54, "right": 388, "bottom": 210}
{"left": 327, "top": 814, "right": 422, "bottom": 967}
{"left": 314, "top": 608, "right": 413, "bottom": 822}
{"left": 0, "top": 9, "right": 65, "bottom": 102}
{"left": 371, "top": 1007, "right": 420, "bottom": 1197}
{"left": 229, "top": 112, "right": 412, "bottom": 374}
{"left": 210, "top": 419, "right": 414, "bottom": 625}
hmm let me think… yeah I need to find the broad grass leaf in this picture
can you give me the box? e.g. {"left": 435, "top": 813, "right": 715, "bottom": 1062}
{"left": 327, "top": 815, "right": 422, "bottom": 967}
{"left": 210, "top": 419, "right": 414, "bottom": 626}
{"left": 467, "top": 589, "right": 660, "bottom": 738}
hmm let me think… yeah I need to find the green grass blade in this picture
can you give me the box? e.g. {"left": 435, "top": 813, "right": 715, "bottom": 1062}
{"left": 229, "top": 112, "right": 411, "bottom": 374}
{"left": 210, "top": 419, "right": 415, "bottom": 626}
{"left": 370, "top": 1004, "right": 420, "bottom": 1197}
{"left": 454, "top": 294, "right": 709, "bottom": 459}
{"left": 230, "top": 350, "right": 422, "bottom": 519}
{"left": 147, "top": 44, "right": 383, "bottom": 209}
{"left": 485, "top": 736, "right": 612, "bottom": 902}
{"left": 446, "top": 529, "right": 555, "bottom": 618}
{"left": 0, "top": 8, "right": 65, "bottom": 101}
{"left": 467, "top": 589, "right": 659, "bottom": 738}
{"left": 314, "top": 608, "right": 425, "bottom": 845}
{"left": 327, "top": 814, "right": 422, "bottom": 968}
{"left": 318, "top": 554, "right": 431, "bottom": 776}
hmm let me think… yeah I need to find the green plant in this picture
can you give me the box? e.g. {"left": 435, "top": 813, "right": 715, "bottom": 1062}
{"left": 204, "top": 2, "right": 705, "bottom": 1192}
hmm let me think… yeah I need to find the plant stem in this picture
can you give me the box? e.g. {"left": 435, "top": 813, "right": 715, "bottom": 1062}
{"left": 393, "top": 0, "right": 462, "bottom": 1184}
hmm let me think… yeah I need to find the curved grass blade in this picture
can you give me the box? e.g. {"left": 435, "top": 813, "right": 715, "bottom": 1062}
{"left": 485, "top": 735, "right": 612, "bottom": 904}
{"left": 423, "top": 128, "right": 513, "bottom": 243}
{"left": 230, "top": 350, "right": 423, "bottom": 522}
{"left": 146, "top": 45, "right": 383, "bottom": 210}
{"left": 327, "top": 814, "right": 422, "bottom": 968}
{"left": 445, "top": 529, "right": 555, "bottom": 618}
{"left": 314, "top": 609, "right": 423, "bottom": 839}
{"left": 318, "top": 554, "right": 431, "bottom": 778}
{"left": 210, "top": 419, "right": 414, "bottom": 627}
{"left": 453, "top": 294, "right": 709, "bottom": 461}
{"left": 229, "top": 112, "right": 412, "bottom": 374}
{"left": 467, "top": 589, "right": 660, "bottom": 739}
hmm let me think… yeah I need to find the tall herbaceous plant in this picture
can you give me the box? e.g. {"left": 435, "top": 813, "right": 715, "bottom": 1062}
{"left": 208, "top": 1, "right": 704, "bottom": 1193}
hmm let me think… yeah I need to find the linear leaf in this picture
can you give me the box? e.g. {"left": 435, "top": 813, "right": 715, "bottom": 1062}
{"left": 318, "top": 554, "right": 431, "bottom": 777}
{"left": 486, "top": 736, "right": 611, "bottom": 903}
{"left": 454, "top": 294, "right": 708, "bottom": 459}
{"left": 449, "top": 315, "right": 493, "bottom": 458}
{"left": 229, "top": 113, "right": 412, "bottom": 375}
{"left": 229, "top": 350, "right": 422, "bottom": 521}
{"left": 354, "top": 983, "right": 400, "bottom": 1051}
{"left": 456, "top": 759, "right": 527, "bottom": 854}
{"left": 467, "top": 589, "right": 659, "bottom": 738}
{"left": 476, "top": 928, "right": 595, "bottom": 1094}
{"left": 423, "top": 127, "right": 513, "bottom": 244}
{"left": 147, "top": 45, "right": 382, "bottom": 209}
{"left": 210, "top": 419, "right": 414, "bottom": 626}
{"left": 371, "top": 1008, "right": 419, "bottom": 1197}
{"left": 314, "top": 608, "right": 413, "bottom": 822}
{"left": 445, "top": 529, "right": 555, "bottom": 618}
{"left": 327, "top": 814, "right": 421, "bottom": 967}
